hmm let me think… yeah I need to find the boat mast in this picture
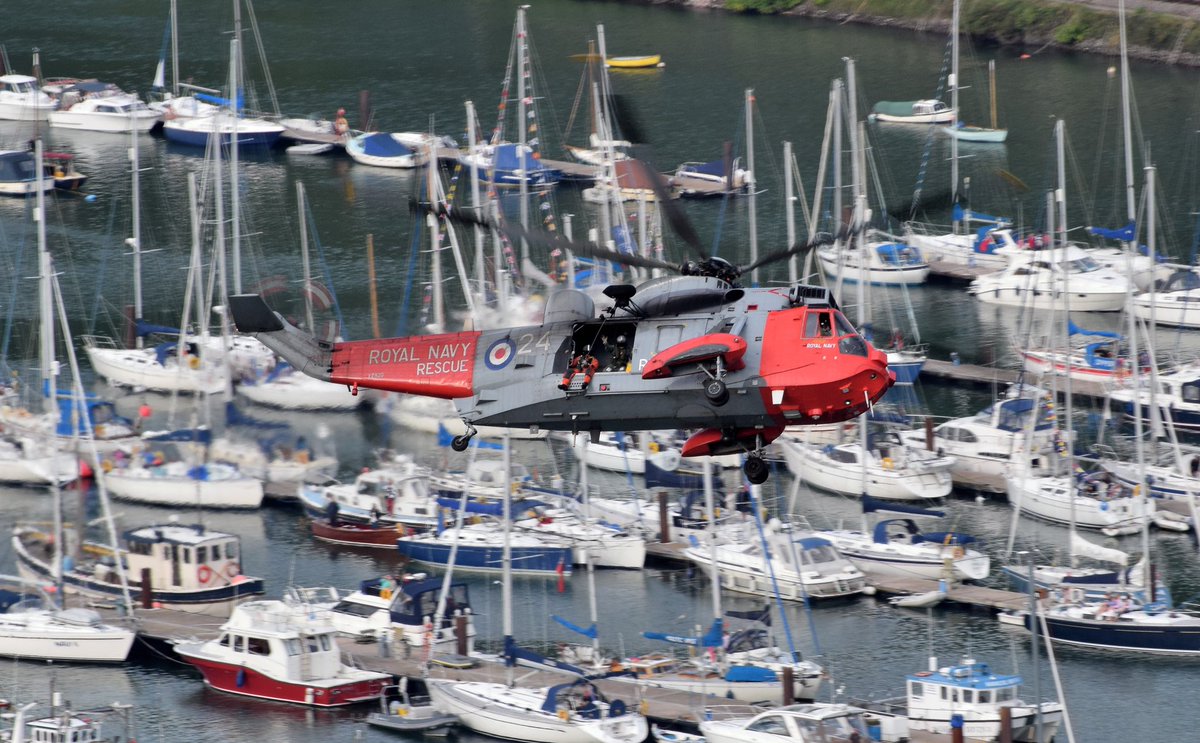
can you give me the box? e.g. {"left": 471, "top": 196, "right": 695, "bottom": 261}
{"left": 1129, "top": 167, "right": 1151, "bottom": 583}
{"left": 230, "top": 3, "right": 243, "bottom": 295}
{"left": 466, "top": 100, "right": 485, "bottom": 303}
{"left": 129, "top": 109, "right": 144, "bottom": 350}
{"left": 502, "top": 431, "right": 514, "bottom": 687}
{"left": 950, "top": 0, "right": 960, "bottom": 232}
{"left": 297, "top": 182, "right": 314, "bottom": 332}
{"left": 35, "top": 141, "right": 54, "bottom": 416}
{"left": 1119, "top": 0, "right": 1136, "bottom": 254}
{"left": 516, "top": 4, "right": 530, "bottom": 266}
{"left": 784, "top": 140, "right": 796, "bottom": 283}
{"left": 746, "top": 88, "right": 758, "bottom": 285}
{"left": 170, "top": 0, "right": 179, "bottom": 97}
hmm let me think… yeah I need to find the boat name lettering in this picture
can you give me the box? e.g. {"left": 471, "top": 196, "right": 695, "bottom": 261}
{"left": 367, "top": 342, "right": 471, "bottom": 365}
{"left": 416, "top": 360, "right": 468, "bottom": 376}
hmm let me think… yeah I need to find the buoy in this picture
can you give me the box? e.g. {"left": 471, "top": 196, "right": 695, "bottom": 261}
{"left": 79, "top": 460, "right": 94, "bottom": 478}
{"left": 139, "top": 403, "right": 152, "bottom": 419}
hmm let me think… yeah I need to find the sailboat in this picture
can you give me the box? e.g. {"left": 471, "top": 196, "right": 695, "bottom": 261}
{"left": 424, "top": 435, "right": 648, "bottom": 743}
{"left": 941, "top": 0, "right": 1007, "bottom": 144}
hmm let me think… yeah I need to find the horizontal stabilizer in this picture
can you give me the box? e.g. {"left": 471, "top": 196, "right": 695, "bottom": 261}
{"left": 228, "top": 294, "right": 334, "bottom": 382}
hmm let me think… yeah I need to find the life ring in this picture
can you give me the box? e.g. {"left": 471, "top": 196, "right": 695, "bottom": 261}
{"left": 881, "top": 457, "right": 894, "bottom": 471}
{"left": 225, "top": 562, "right": 239, "bottom": 579}
{"left": 914, "top": 671, "right": 933, "bottom": 677}
{"left": 197, "top": 565, "right": 214, "bottom": 584}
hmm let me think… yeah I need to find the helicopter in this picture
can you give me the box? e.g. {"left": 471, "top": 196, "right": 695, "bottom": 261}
{"left": 228, "top": 136, "right": 893, "bottom": 484}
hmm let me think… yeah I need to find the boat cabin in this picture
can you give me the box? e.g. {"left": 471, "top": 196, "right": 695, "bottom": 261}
{"left": 0, "top": 150, "right": 39, "bottom": 184}
{"left": 121, "top": 523, "right": 245, "bottom": 590}
{"left": 326, "top": 577, "right": 475, "bottom": 650}
{"left": 23, "top": 714, "right": 106, "bottom": 743}
{"left": 216, "top": 600, "right": 347, "bottom": 681}
{"left": 702, "top": 704, "right": 872, "bottom": 743}
{"left": 906, "top": 660, "right": 1022, "bottom": 717}
{"left": 0, "top": 74, "right": 43, "bottom": 96}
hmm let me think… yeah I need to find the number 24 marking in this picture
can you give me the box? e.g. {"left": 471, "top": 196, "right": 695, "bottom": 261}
{"left": 516, "top": 332, "right": 552, "bottom": 355}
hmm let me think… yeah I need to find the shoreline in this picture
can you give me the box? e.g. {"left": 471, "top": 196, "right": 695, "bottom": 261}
{"left": 594, "top": 0, "right": 1200, "bottom": 67}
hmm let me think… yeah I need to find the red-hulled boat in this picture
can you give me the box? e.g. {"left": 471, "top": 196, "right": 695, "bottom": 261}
{"left": 310, "top": 517, "right": 410, "bottom": 549}
{"left": 173, "top": 599, "right": 391, "bottom": 707}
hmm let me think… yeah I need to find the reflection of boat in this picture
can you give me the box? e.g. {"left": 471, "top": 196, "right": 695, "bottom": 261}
{"left": 13, "top": 521, "right": 265, "bottom": 615}
{"left": 174, "top": 599, "right": 391, "bottom": 706}
{"left": 848, "top": 658, "right": 1063, "bottom": 742}
{"left": 606, "top": 54, "right": 662, "bottom": 69}
{"left": 869, "top": 99, "right": 954, "bottom": 124}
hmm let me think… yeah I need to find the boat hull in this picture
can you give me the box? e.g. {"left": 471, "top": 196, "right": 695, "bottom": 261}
{"left": 1027, "top": 611, "right": 1200, "bottom": 655}
{"left": 0, "top": 621, "right": 134, "bottom": 662}
{"left": 49, "top": 111, "right": 159, "bottom": 133}
{"left": 85, "top": 344, "right": 230, "bottom": 394}
{"left": 175, "top": 651, "right": 389, "bottom": 706}
{"left": 311, "top": 518, "right": 404, "bottom": 548}
{"left": 397, "top": 538, "right": 573, "bottom": 576}
{"left": 104, "top": 467, "right": 264, "bottom": 509}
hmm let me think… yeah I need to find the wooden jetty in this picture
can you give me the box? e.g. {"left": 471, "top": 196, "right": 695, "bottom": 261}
{"left": 869, "top": 577, "right": 1031, "bottom": 613}
{"left": 921, "top": 358, "right": 1110, "bottom": 400}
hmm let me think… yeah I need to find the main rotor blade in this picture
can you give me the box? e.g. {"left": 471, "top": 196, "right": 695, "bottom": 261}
{"left": 738, "top": 223, "right": 861, "bottom": 275}
{"left": 428, "top": 202, "right": 680, "bottom": 274}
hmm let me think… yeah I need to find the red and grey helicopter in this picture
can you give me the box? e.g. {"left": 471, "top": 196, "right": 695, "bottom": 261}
{"left": 229, "top": 144, "right": 893, "bottom": 483}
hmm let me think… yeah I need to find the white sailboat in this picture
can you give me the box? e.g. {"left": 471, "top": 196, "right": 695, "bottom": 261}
{"left": 0, "top": 574, "right": 135, "bottom": 663}
{"left": 425, "top": 432, "right": 648, "bottom": 743}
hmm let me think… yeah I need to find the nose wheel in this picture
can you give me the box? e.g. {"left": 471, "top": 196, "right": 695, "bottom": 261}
{"left": 450, "top": 422, "right": 479, "bottom": 452}
{"left": 701, "top": 357, "right": 730, "bottom": 406}
{"left": 743, "top": 455, "right": 769, "bottom": 484}
{"left": 741, "top": 433, "right": 770, "bottom": 484}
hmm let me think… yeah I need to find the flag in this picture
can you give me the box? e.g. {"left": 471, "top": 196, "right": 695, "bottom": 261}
{"left": 556, "top": 557, "right": 566, "bottom": 593}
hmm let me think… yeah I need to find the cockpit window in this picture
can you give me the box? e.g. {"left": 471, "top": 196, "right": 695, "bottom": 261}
{"left": 839, "top": 335, "right": 868, "bottom": 357}
{"left": 833, "top": 312, "right": 857, "bottom": 336}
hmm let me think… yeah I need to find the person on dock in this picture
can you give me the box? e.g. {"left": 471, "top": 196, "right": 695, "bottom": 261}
{"left": 334, "top": 108, "right": 350, "bottom": 140}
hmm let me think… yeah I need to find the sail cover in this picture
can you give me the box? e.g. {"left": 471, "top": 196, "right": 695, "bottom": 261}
{"left": 1070, "top": 532, "right": 1128, "bottom": 566}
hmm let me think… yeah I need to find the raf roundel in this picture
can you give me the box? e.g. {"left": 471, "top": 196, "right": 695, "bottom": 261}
{"left": 485, "top": 338, "right": 516, "bottom": 370}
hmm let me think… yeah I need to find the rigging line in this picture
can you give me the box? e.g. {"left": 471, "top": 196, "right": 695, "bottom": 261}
{"left": 303, "top": 204, "right": 345, "bottom": 338}
{"left": 908, "top": 36, "right": 954, "bottom": 219}
{"left": 395, "top": 218, "right": 423, "bottom": 337}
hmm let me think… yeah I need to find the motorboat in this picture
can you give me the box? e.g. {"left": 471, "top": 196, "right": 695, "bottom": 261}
{"left": 0, "top": 578, "right": 135, "bottom": 662}
{"left": 1132, "top": 266, "right": 1200, "bottom": 328}
{"left": 778, "top": 433, "right": 955, "bottom": 501}
{"left": 163, "top": 110, "right": 285, "bottom": 149}
{"left": 47, "top": 80, "right": 159, "bottom": 132}
{"left": 514, "top": 506, "right": 646, "bottom": 569}
{"left": 902, "top": 211, "right": 1017, "bottom": 272}
{"left": 457, "top": 142, "right": 562, "bottom": 188}
{"left": 848, "top": 658, "right": 1064, "bottom": 742}
{"left": 671, "top": 157, "right": 750, "bottom": 196}
{"left": 283, "top": 575, "right": 475, "bottom": 653}
{"left": 869, "top": 99, "right": 954, "bottom": 124}
{"left": 426, "top": 676, "right": 647, "bottom": 743}
{"left": 700, "top": 704, "right": 875, "bottom": 743}
{"left": 896, "top": 384, "right": 1057, "bottom": 494}
{"left": 102, "top": 438, "right": 265, "bottom": 509}
{"left": 683, "top": 518, "right": 867, "bottom": 602}
{"left": 0, "top": 74, "right": 56, "bottom": 121}
{"left": 397, "top": 520, "right": 574, "bottom": 576}
{"left": 819, "top": 497, "right": 990, "bottom": 581}
{"left": 173, "top": 599, "right": 391, "bottom": 706}
{"left": 236, "top": 363, "right": 367, "bottom": 410}
{"left": 1007, "top": 467, "right": 1155, "bottom": 536}
{"left": 367, "top": 681, "right": 459, "bottom": 736}
{"left": 298, "top": 453, "right": 436, "bottom": 529}
{"left": 12, "top": 521, "right": 264, "bottom": 615}
{"left": 1109, "top": 360, "right": 1200, "bottom": 433}
{"left": 818, "top": 231, "right": 930, "bottom": 286}
{"left": 0, "top": 150, "right": 54, "bottom": 196}
{"left": 967, "top": 243, "right": 1132, "bottom": 311}
{"left": 83, "top": 334, "right": 231, "bottom": 394}
{"left": 345, "top": 132, "right": 430, "bottom": 168}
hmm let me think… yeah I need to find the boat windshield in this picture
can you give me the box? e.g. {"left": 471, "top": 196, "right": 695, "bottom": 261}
{"left": 1066, "top": 255, "right": 1103, "bottom": 273}
{"left": 800, "top": 544, "right": 843, "bottom": 566}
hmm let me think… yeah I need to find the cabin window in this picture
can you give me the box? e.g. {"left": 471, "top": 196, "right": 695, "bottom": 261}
{"left": 285, "top": 638, "right": 301, "bottom": 655}
{"left": 233, "top": 635, "right": 244, "bottom": 652}
{"left": 226, "top": 542, "right": 239, "bottom": 559}
{"left": 997, "top": 687, "right": 1015, "bottom": 702}
{"left": 963, "top": 690, "right": 974, "bottom": 703}
{"left": 1183, "top": 384, "right": 1200, "bottom": 403}
{"left": 941, "top": 686, "right": 948, "bottom": 700}
{"left": 218, "top": 633, "right": 230, "bottom": 647}
{"left": 804, "top": 312, "right": 834, "bottom": 338}
{"left": 978, "top": 690, "right": 992, "bottom": 703}
{"left": 247, "top": 637, "right": 269, "bottom": 655}
{"left": 307, "top": 636, "right": 321, "bottom": 653}
{"left": 320, "top": 634, "right": 332, "bottom": 651}
{"left": 197, "top": 546, "right": 208, "bottom": 563}
{"left": 746, "top": 716, "right": 789, "bottom": 735}
{"left": 951, "top": 688, "right": 960, "bottom": 703}
{"left": 181, "top": 546, "right": 192, "bottom": 564}
{"left": 910, "top": 682, "right": 923, "bottom": 697}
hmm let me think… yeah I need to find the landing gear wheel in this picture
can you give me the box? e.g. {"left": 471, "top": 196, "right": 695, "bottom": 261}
{"left": 704, "top": 379, "right": 729, "bottom": 406}
{"left": 450, "top": 435, "right": 471, "bottom": 452}
{"left": 743, "top": 455, "right": 769, "bottom": 485}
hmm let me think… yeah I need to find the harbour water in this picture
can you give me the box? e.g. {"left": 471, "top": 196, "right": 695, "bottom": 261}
{"left": 2, "top": 0, "right": 1200, "bottom": 740}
